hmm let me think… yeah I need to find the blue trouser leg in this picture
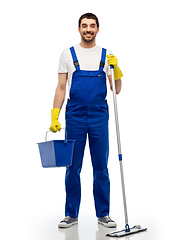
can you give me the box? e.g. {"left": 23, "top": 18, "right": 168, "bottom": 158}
{"left": 65, "top": 105, "right": 87, "bottom": 218}
{"left": 65, "top": 104, "right": 110, "bottom": 218}
{"left": 88, "top": 105, "right": 110, "bottom": 218}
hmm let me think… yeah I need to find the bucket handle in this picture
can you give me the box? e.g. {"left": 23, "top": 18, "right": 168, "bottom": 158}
{"left": 45, "top": 128, "right": 67, "bottom": 143}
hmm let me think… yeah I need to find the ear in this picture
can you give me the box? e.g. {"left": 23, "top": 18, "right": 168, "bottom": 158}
{"left": 97, "top": 27, "right": 99, "bottom": 33}
{"left": 78, "top": 27, "right": 80, "bottom": 34}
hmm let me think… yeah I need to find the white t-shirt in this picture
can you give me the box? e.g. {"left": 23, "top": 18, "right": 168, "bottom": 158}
{"left": 58, "top": 44, "right": 113, "bottom": 92}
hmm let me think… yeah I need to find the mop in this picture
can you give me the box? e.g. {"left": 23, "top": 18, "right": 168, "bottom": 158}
{"left": 106, "top": 65, "right": 147, "bottom": 237}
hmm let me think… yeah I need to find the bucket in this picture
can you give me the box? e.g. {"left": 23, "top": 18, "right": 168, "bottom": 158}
{"left": 37, "top": 131, "right": 75, "bottom": 168}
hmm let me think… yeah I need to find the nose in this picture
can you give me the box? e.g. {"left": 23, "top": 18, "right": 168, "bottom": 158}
{"left": 87, "top": 25, "right": 91, "bottom": 32}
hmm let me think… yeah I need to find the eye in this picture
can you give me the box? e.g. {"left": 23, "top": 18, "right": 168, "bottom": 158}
{"left": 82, "top": 24, "right": 87, "bottom": 28}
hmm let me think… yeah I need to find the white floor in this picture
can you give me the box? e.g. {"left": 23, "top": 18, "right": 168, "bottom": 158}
{"left": 5, "top": 202, "right": 171, "bottom": 240}
{"left": 28, "top": 215, "right": 149, "bottom": 240}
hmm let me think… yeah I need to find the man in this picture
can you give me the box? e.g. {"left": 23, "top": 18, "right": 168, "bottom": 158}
{"left": 50, "top": 13, "right": 123, "bottom": 228}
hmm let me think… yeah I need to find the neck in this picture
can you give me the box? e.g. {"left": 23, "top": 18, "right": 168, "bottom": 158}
{"left": 79, "top": 39, "right": 96, "bottom": 48}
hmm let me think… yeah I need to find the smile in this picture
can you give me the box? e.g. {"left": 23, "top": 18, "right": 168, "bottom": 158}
{"left": 81, "top": 31, "right": 96, "bottom": 43}
{"left": 84, "top": 33, "right": 94, "bottom": 37}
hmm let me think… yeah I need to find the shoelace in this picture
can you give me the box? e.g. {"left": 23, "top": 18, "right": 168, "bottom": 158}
{"left": 104, "top": 216, "right": 112, "bottom": 222}
{"left": 64, "top": 216, "right": 71, "bottom": 222}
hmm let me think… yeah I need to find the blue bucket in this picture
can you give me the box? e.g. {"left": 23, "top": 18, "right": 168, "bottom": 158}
{"left": 37, "top": 131, "right": 75, "bottom": 168}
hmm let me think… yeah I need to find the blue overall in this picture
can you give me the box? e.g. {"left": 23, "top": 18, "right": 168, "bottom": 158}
{"left": 65, "top": 47, "right": 110, "bottom": 218}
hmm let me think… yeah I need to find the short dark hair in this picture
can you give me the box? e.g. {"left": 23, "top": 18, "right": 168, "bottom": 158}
{"left": 78, "top": 13, "right": 99, "bottom": 28}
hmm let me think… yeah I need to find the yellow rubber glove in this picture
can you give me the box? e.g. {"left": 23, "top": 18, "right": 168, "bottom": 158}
{"left": 106, "top": 54, "right": 123, "bottom": 80}
{"left": 49, "top": 108, "right": 61, "bottom": 133}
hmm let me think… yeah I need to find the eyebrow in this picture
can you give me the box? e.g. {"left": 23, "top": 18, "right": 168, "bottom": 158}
{"left": 81, "top": 23, "right": 96, "bottom": 27}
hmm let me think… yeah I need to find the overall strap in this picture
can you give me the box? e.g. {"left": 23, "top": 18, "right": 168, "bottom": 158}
{"left": 70, "top": 47, "right": 80, "bottom": 70}
{"left": 99, "top": 48, "right": 107, "bottom": 70}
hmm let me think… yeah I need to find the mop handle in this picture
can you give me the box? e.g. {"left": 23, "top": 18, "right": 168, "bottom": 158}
{"left": 110, "top": 65, "right": 129, "bottom": 228}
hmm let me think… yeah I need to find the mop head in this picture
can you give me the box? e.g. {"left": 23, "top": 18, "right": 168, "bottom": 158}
{"left": 106, "top": 225, "right": 147, "bottom": 237}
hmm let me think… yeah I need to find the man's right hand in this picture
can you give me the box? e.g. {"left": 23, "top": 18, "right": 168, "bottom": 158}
{"left": 49, "top": 108, "right": 61, "bottom": 133}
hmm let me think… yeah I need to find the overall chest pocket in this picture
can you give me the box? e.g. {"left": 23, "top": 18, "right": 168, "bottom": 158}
{"left": 70, "top": 70, "right": 107, "bottom": 102}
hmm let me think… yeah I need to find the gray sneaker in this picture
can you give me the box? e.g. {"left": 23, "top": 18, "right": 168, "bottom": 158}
{"left": 98, "top": 216, "right": 117, "bottom": 228}
{"left": 58, "top": 216, "right": 78, "bottom": 228}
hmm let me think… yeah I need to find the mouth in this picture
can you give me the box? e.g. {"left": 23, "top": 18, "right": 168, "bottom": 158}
{"left": 81, "top": 31, "right": 96, "bottom": 42}
{"left": 84, "top": 32, "right": 94, "bottom": 38}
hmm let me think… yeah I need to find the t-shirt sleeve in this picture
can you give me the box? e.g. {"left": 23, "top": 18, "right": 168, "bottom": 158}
{"left": 57, "top": 49, "right": 68, "bottom": 73}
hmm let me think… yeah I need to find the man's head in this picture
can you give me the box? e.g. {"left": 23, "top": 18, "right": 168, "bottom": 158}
{"left": 78, "top": 13, "right": 99, "bottom": 44}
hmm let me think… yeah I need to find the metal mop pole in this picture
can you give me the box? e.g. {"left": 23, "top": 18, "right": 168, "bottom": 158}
{"left": 110, "top": 66, "right": 130, "bottom": 232}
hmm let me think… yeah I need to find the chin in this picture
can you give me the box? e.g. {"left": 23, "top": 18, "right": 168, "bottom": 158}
{"left": 82, "top": 36, "right": 95, "bottom": 43}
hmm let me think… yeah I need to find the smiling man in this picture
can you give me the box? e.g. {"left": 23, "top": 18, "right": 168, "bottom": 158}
{"left": 50, "top": 13, "right": 123, "bottom": 228}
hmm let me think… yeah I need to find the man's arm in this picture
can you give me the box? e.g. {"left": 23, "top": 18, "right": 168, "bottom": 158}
{"left": 49, "top": 73, "right": 67, "bottom": 132}
{"left": 53, "top": 73, "right": 67, "bottom": 109}
{"left": 108, "top": 75, "right": 122, "bottom": 94}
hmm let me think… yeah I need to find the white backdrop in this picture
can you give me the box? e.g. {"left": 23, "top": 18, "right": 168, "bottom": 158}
{"left": 0, "top": 0, "right": 176, "bottom": 239}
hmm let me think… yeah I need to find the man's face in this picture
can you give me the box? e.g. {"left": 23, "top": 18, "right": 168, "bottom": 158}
{"left": 78, "top": 18, "right": 99, "bottom": 43}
